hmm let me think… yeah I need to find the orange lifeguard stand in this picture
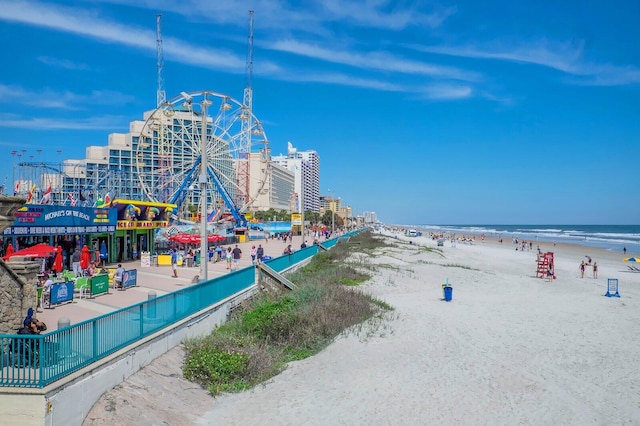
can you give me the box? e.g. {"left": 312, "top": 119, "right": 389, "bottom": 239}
{"left": 536, "top": 252, "right": 554, "bottom": 278}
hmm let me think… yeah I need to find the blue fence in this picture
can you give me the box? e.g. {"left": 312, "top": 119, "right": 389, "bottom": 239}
{"left": 0, "top": 231, "right": 360, "bottom": 388}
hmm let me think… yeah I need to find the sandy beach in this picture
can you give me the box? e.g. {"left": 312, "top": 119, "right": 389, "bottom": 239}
{"left": 85, "top": 229, "right": 640, "bottom": 425}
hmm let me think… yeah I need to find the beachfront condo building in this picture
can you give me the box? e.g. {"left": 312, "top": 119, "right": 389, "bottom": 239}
{"left": 271, "top": 142, "right": 320, "bottom": 213}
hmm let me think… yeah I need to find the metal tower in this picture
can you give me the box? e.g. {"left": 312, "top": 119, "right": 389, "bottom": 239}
{"left": 237, "top": 10, "right": 254, "bottom": 209}
{"left": 156, "top": 14, "right": 166, "bottom": 108}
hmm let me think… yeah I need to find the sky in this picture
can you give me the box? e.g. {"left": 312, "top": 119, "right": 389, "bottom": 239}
{"left": 0, "top": 0, "right": 639, "bottom": 225}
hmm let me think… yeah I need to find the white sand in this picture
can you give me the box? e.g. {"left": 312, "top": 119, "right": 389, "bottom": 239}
{"left": 196, "top": 231, "right": 640, "bottom": 425}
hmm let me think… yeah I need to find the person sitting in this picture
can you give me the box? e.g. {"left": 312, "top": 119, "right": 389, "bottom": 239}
{"left": 88, "top": 262, "right": 97, "bottom": 277}
{"left": 284, "top": 245, "right": 293, "bottom": 255}
{"left": 114, "top": 263, "right": 125, "bottom": 289}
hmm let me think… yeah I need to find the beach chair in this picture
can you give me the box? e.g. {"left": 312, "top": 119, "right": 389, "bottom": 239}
{"left": 75, "top": 277, "right": 91, "bottom": 299}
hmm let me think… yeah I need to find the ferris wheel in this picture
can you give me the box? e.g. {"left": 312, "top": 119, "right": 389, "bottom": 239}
{"left": 135, "top": 90, "right": 269, "bottom": 220}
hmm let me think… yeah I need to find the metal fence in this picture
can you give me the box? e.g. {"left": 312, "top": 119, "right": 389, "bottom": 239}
{"left": 0, "top": 231, "right": 358, "bottom": 388}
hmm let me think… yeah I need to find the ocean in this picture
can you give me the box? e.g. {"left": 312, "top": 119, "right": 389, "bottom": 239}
{"left": 415, "top": 225, "right": 640, "bottom": 254}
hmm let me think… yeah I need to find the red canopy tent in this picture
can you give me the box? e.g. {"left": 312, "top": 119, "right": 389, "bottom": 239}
{"left": 168, "top": 233, "right": 226, "bottom": 245}
{"left": 4, "top": 243, "right": 56, "bottom": 260}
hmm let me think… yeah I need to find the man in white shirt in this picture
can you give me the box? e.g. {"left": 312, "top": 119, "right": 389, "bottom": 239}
{"left": 114, "top": 264, "right": 125, "bottom": 289}
{"left": 43, "top": 274, "right": 53, "bottom": 307}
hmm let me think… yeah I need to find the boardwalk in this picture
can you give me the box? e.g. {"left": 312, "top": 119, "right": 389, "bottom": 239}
{"left": 36, "top": 233, "right": 309, "bottom": 331}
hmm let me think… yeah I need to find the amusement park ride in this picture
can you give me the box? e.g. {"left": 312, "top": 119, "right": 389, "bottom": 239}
{"left": 9, "top": 12, "right": 270, "bottom": 235}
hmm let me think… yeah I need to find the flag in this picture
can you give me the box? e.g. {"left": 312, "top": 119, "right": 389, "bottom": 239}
{"left": 68, "top": 193, "right": 76, "bottom": 207}
{"left": 40, "top": 184, "right": 52, "bottom": 204}
{"left": 13, "top": 180, "right": 20, "bottom": 196}
{"left": 103, "top": 192, "right": 111, "bottom": 205}
{"left": 26, "top": 184, "right": 36, "bottom": 203}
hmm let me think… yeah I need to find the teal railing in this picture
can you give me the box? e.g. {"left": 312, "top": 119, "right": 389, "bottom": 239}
{"left": 0, "top": 231, "right": 360, "bottom": 388}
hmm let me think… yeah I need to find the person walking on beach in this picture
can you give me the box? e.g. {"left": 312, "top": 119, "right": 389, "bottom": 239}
{"left": 232, "top": 245, "right": 242, "bottom": 271}
{"left": 547, "top": 264, "right": 554, "bottom": 282}
{"left": 593, "top": 262, "right": 598, "bottom": 279}
{"left": 579, "top": 261, "right": 586, "bottom": 278}
{"left": 170, "top": 250, "right": 178, "bottom": 278}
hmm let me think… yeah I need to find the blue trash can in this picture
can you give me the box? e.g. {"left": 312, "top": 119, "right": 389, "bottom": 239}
{"left": 443, "top": 285, "right": 453, "bottom": 302}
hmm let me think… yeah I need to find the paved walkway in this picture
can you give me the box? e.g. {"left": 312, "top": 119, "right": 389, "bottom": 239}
{"left": 36, "top": 233, "right": 311, "bottom": 331}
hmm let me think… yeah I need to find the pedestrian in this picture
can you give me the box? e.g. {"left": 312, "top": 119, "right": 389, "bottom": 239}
{"left": 593, "top": 262, "right": 598, "bottom": 279}
{"left": 225, "top": 247, "right": 233, "bottom": 270}
{"left": 250, "top": 245, "right": 257, "bottom": 264}
{"left": 256, "top": 244, "right": 264, "bottom": 263}
{"left": 71, "top": 247, "right": 81, "bottom": 277}
{"left": 623, "top": 247, "right": 627, "bottom": 254}
{"left": 170, "top": 249, "right": 178, "bottom": 278}
{"left": 579, "top": 260, "right": 585, "bottom": 278}
{"left": 114, "top": 263, "right": 125, "bottom": 289}
{"left": 232, "top": 244, "right": 242, "bottom": 271}
{"left": 301, "top": 240, "right": 307, "bottom": 249}
{"left": 547, "top": 264, "right": 554, "bottom": 282}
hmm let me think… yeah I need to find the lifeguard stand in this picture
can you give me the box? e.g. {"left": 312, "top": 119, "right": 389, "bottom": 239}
{"left": 536, "top": 252, "right": 554, "bottom": 278}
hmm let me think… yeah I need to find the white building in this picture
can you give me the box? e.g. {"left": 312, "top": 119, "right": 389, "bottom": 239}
{"left": 271, "top": 142, "right": 320, "bottom": 213}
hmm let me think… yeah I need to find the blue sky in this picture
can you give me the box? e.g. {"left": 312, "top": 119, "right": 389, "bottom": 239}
{"left": 0, "top": 0, "right": 638, "bottom": 225}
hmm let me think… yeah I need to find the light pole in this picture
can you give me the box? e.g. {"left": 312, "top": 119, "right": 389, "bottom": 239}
{"left": 327, "top": 189, "right": 335, "bottom": 235}
{"left": 199, "top": 96, "right": 212, "bottom": 282}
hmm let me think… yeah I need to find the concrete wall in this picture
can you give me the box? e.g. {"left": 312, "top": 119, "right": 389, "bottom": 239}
{"left": 0, "top": 259, "right": 41, "bottom": 334}
{"left": 0, "top": 286, "right": 257, "bottom": 426}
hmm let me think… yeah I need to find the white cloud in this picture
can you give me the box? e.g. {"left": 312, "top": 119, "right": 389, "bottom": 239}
{"left": 0, "top": 113, "right": 130, "bottom": 130}
{"left": 0, "top": 0, "right": 278, "bottom": 74}
{"left": 283, "top": 71, "right": 405, "bottom": 92}
{"left": 37, "top": 56, "right": 90, "bottom": 71}
{"left": 0, "top": 84, "right": 136, "bottom": 109}
{"left": 422, "top": 84, "right": 473, "bottom": 100}
{"left": 414, "top": 40, "right": 640, "bottom": 86}
{"left": 269, "top": 39, "right": 479, "bottom": 82}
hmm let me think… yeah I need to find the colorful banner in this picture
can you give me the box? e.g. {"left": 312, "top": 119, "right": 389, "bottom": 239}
{"left": 3, "top": 204, "right": 117, "bottom": 236}
{"left": 91, "top": 274, "right": 110, "bottom": 296}
{"left": 50, "top": 282, "right": 74, "bottom": 305}
{"left": 122, "top": 269, "right": 137, "bottom": 289}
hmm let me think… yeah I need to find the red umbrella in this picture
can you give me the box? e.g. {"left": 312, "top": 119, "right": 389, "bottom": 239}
{"left": 169, "top": 233, "right": 201, "bottom": 244}
{"left": 207, "top": 234, "right": 226, "bottom": 243}
{"left": 80, "top": 245, "right": 91, "bottom": 270}
{"left": 3, "top": 243, "right": 15, "bottom": 260}
{"left": 4, "top": 243, "right": 56, "bottom": 259}
{"left": 52, "top": 246, "right": 63, "bottom": 272}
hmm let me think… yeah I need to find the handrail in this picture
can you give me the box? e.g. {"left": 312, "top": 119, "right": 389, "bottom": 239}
{"left": 0, "top": 230, "right": 362, "bottom": 388}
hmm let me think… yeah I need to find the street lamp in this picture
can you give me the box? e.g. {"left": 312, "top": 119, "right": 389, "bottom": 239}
{"left": 327, "top": 189, "right": 335, "bottom": 235}
{"left": 199, "top": 96, "right": 212, "bottom": 282}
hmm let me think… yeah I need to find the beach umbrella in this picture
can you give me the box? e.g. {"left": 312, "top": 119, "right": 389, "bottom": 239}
{"left": 5, "top": 243, "right": 56, "bottom": 259}
{"left": 207, "top": 234, "right": 226, "bottom": 243}
{"left": 623, "top": 257, "right": 639, "bottom": 262}
{"left": 52, "top": 246, "right": 63, "bottom": 272}
{"left": 3, "top": 243, "right": 14, "bottom": 260}
{"left": 80, "top": 245, "right": 91, "bottom": 270}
